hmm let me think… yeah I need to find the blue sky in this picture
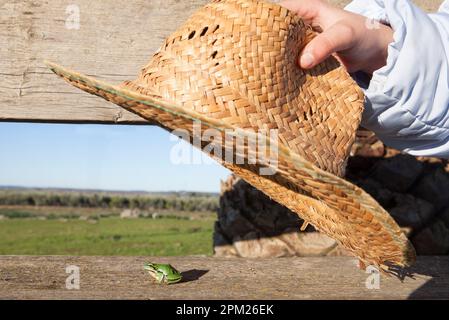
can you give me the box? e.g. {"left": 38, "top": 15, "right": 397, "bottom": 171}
{"left": 0, "top": 123, "right": 230, "bottom": 192}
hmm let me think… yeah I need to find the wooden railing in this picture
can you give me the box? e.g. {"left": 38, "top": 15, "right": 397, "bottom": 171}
{"left": 1, "top": 256, "right": 448, "bottom": 299}
{"left": 0, "top": 0, "right": 439, "bottom": 124}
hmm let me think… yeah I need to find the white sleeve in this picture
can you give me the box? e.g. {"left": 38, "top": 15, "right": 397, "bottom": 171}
{"left": 345, "top": 0, "right": 449, "bottom": 158}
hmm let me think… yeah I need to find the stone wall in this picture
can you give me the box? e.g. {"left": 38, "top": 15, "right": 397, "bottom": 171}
{"left": 214, "top": 129, "right": 449, "bottom": 257}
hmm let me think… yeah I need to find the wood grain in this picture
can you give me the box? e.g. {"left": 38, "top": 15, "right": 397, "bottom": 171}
{"left": 0, "top": 0, "right": 442, "bottom": 124}
{"left": 0, "top": 255, "right": 448, "bottom": 299}
{"left": 0, "top": 0, "right": 208, "bottom": 124}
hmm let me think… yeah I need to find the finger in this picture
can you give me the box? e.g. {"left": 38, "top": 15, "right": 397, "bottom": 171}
{"left": 299, "top": 22, "right": 355, "bottom": 69}
{"left": 279, "top": 0, "right": 322, "bottom": 24}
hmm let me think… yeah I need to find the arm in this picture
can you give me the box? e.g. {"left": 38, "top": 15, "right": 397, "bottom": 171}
{"left": 281, "top": 0, "right": 449, "bottom": 158}
{"left": 346, "top": 0, "right": 449, "bottom": 158}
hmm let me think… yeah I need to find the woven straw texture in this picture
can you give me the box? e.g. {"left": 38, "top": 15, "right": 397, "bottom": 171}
{"left": 46, "top": 0, "right": 415, "bottom": 269}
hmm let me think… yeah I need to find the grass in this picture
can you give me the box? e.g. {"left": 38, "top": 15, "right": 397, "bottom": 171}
{"left": 0, "top": 206, "right": 119, "bottom": 219}
{"left": 0, "top": 216, "right": 215, "bottom": 256}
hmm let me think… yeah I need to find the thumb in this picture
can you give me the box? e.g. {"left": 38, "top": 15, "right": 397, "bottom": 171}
{"left": 299, "top": 22, "right": 355, "bottom": 69}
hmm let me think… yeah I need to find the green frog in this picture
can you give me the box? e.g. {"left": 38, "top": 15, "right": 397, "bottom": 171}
{"left": 144, "top": 262, "right": 182, "bottom": 284}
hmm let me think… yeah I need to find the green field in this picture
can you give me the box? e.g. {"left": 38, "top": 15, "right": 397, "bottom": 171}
{"left": 0, "top": 215, "right": 215, "bottom": 256}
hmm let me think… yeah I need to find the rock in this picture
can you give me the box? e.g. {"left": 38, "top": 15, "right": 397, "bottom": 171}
{"left": 213, "top": 221, "right": 238, "bottom": 257}
{"left": 411, "top": 167, "right": 449, "bottom": 210}
{"left": 371, "top": 154, "right": 423, "bottom": 192}
{"left": 213, "top": 221, "right": 228, "bottom": 243}
{"left": 400, "top": 227, "right": 413, "bottom": 237}
{"left": 120, "top": 209, "right": 140, "bottom": 219}
{"left": 217, "top": 207, "right": 257, "bottom": 239}
{"left": 229, "top": 231, "right": 346, "bottom": 258}
{"left": 346, "top": 129, "right": 386, "bottom": 176}
{"left": 233, "top": 232, "right": 296, "bottom": 258}
{"left": 326, "top": 245, "right": 353, "bottom": 257}
{"left": 384, "top": 147, "right": 402, "bottom": 158}
{"left": 280, "top": 231, "right": 340, "bottom": 257}
{"left": 352, "top": 139, "right": 385, "bottom": 158}
{"left": 217, "top": 175, "right": 304, "bottom": 240}
{"left": 352, "top": 179, "right": 395, "bottom": 209}
{"left": 376, "top": 188, "right": 395, "bottom": 209}
{"left": 354, "top": 178, "right": 382, "bottom": 198}
{"left": 213, "top": 244, "right": 238, "bottom": 257}
{"left": 151, "top": 212, "right": 160, "bottom": 219}
{"left": 412, "top": 219, "right": 449, "bottom": 255}
{"left": 389, "top": 194, "right": 435, "bottom": 231}
{"left": 0, "top": 215, "right": 5, "bottom": 220}
{"left": 213, "top": 229, "right": 238, "bottom": 257}
{"left": 214, "top": 175, "right": 351, "bottom": 258}
{"left": 441, "top": 207, "right": 449, "bottom": 228}
{"left": 350, "top": 128, "right": 385, "bottom": 158}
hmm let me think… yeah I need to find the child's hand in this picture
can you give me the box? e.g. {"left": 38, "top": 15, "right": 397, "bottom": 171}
{"left": 280, "top": 0, "right": 394, "bottom": 74}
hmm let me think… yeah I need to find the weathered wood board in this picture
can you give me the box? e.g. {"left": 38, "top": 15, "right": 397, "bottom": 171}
{"left": 0, "top": 0, "right": 209, "bottom": 123}
{"left": 0, "top": 255, "right": 448, "bottom": 299}
{"left": 0, "top": 0, "right": 442, "bottom": 124}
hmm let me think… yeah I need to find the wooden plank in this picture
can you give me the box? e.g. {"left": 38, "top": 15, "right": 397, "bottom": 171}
{"left": 0, "top": 0, "right": 209, "bottom": 124}
{"left": 0, "top": 255, "right": 448, "bottom": 299}
{"left": 0, "top": 0, "right": 442, "bottom": 124}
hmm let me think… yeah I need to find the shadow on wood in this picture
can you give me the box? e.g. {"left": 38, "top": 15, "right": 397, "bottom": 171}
{"left": 1, "top": 255, "right": 448, "bottom": 299}
{"left": 181, "top": 269, "right": 209, "bottom": 283}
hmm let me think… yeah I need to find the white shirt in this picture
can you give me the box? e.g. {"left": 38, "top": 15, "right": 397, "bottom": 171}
{"left": 345, "top": 0, "right": 449, "bottom": 158}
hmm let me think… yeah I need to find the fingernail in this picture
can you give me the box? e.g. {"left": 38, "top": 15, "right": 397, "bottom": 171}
{"left": 300, "top": 52, "right": 315, "bottom": 68}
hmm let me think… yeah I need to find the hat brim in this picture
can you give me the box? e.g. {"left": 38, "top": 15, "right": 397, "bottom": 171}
{"left": 45, "top": 60, "right": 416, "bottom": 270}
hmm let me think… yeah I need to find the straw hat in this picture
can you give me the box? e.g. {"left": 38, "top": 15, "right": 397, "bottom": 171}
{"left": 46, "top": 0, "right": 415, "bottom": 270}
